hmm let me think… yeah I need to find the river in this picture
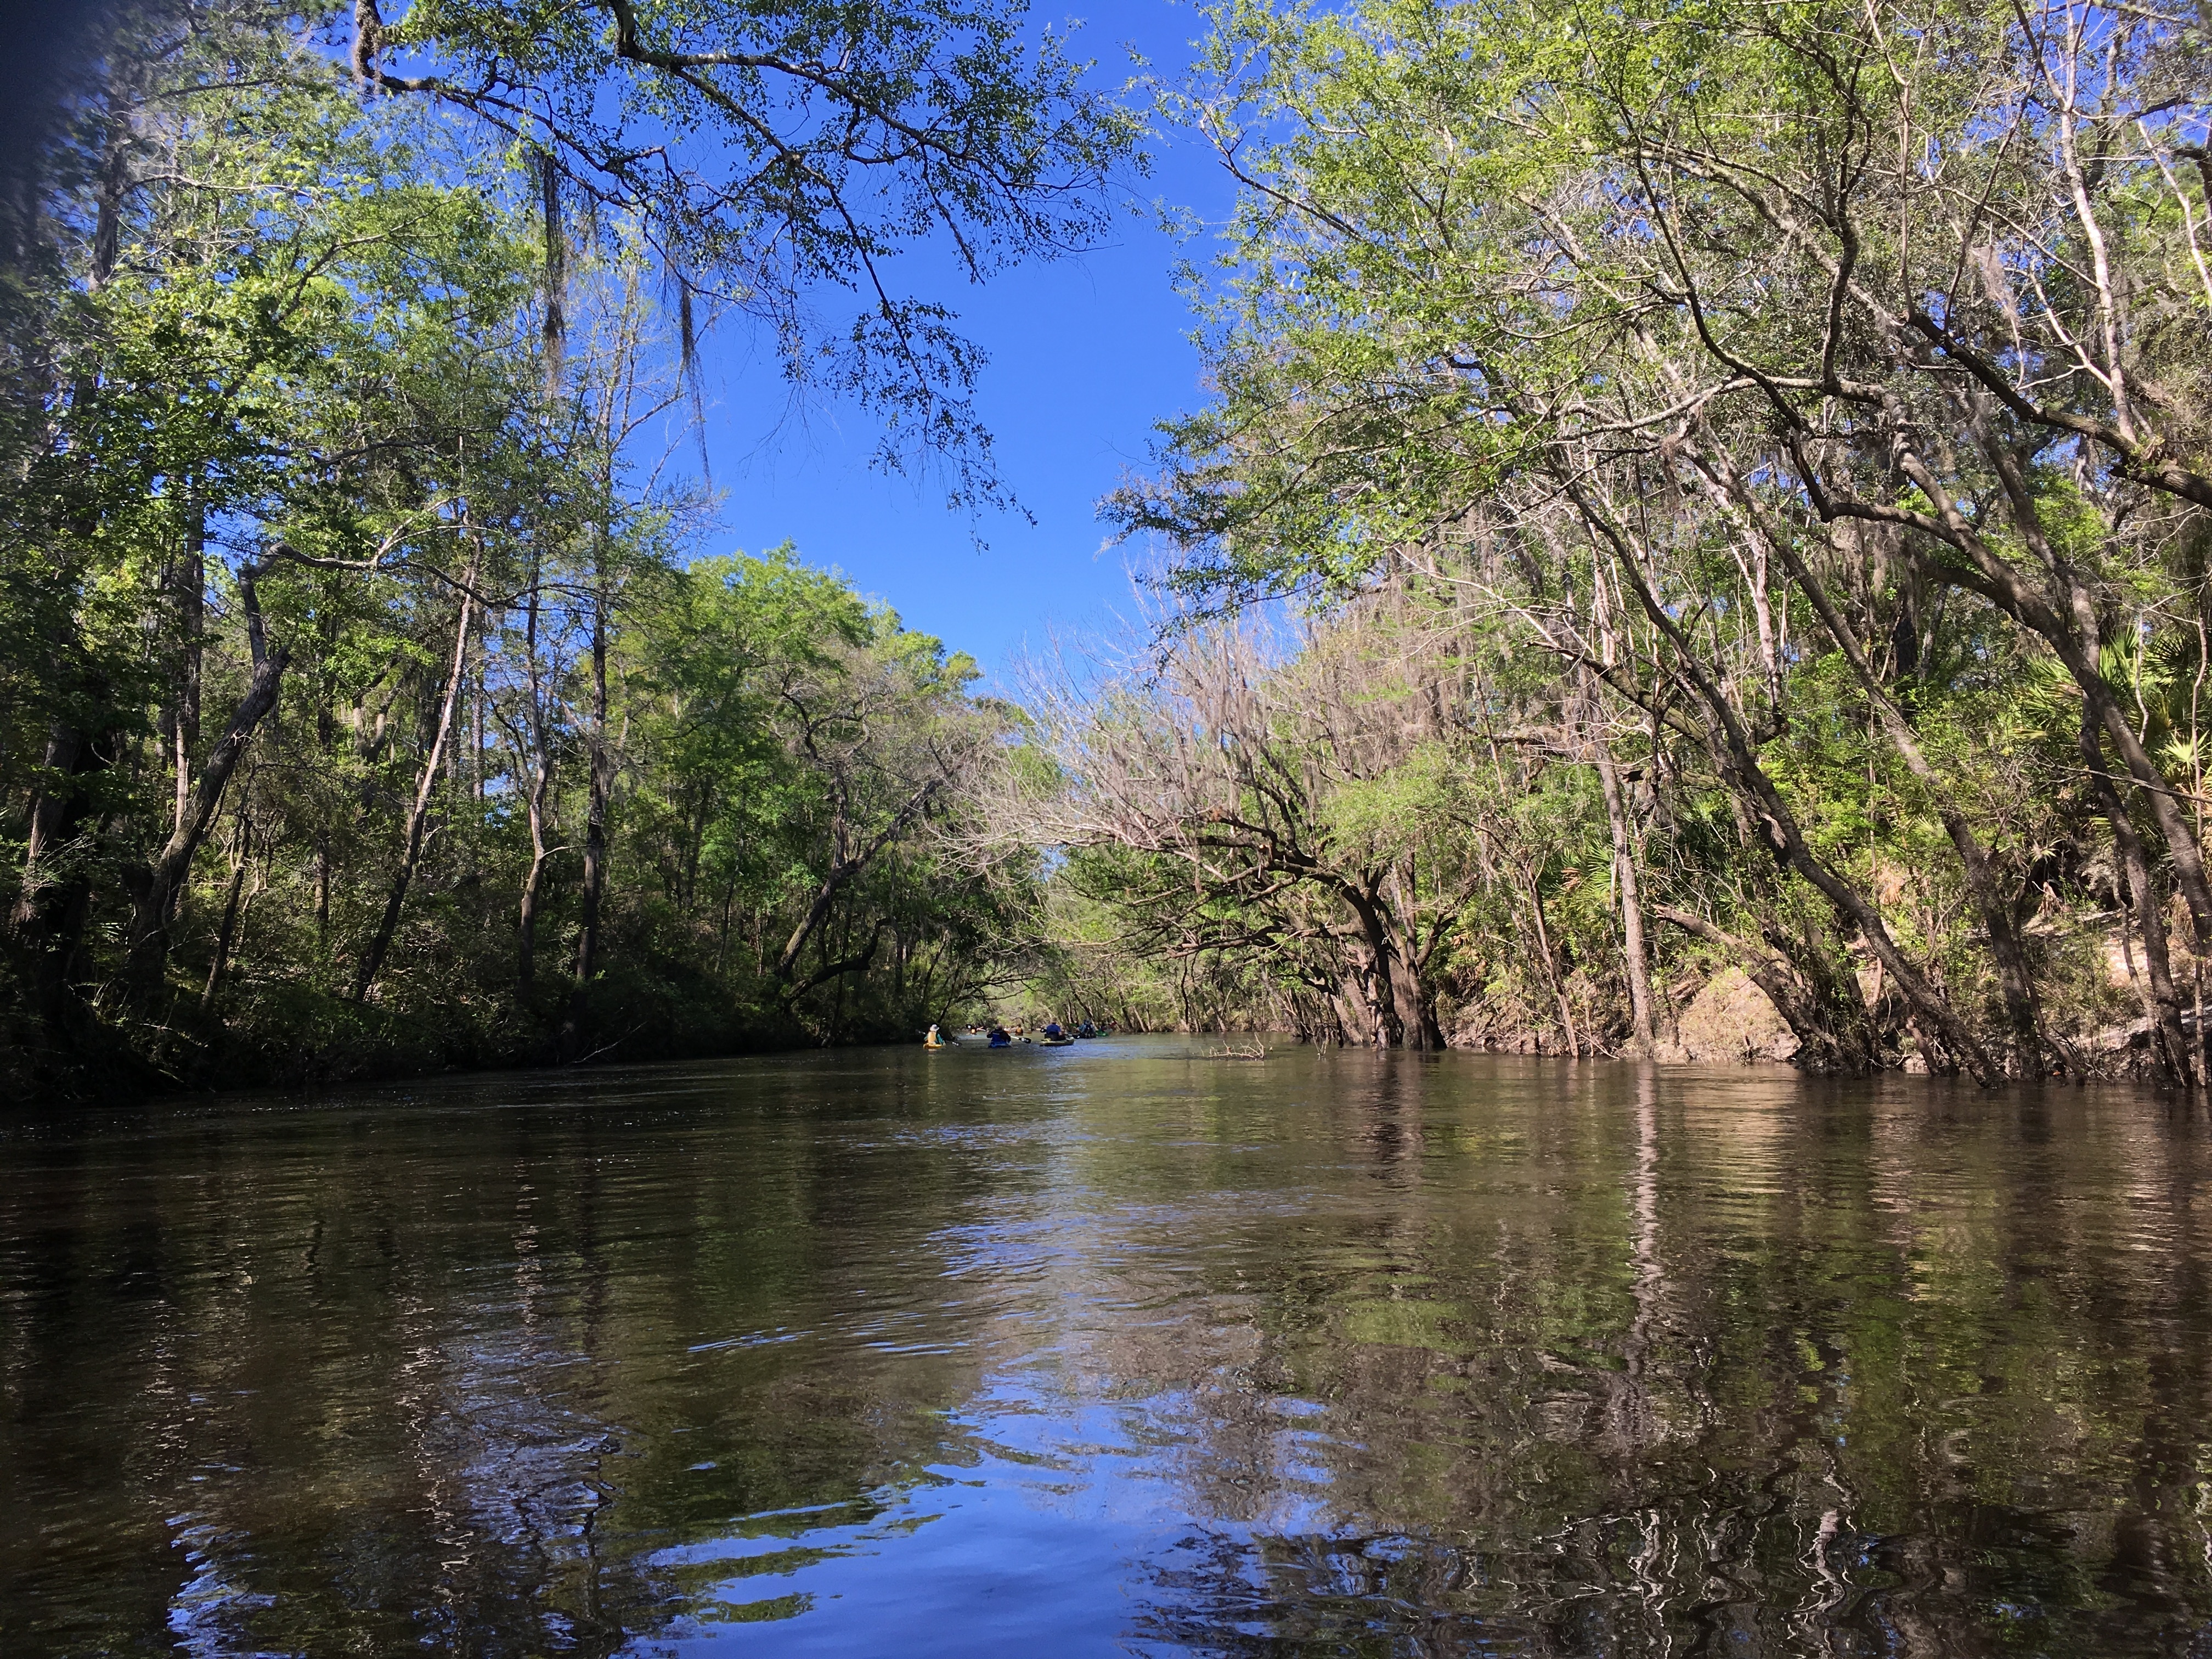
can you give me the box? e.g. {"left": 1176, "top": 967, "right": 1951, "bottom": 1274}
{"left": 3, "top": 1037, "right": 2209, "bottom": 1654}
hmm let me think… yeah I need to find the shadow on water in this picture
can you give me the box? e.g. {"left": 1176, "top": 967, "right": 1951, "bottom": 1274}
{"left": 3, "top": 1042, "right": 2210, "bottom": 1654}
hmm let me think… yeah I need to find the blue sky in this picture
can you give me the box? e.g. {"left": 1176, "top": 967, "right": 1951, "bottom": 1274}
{"left": 689, "top": 3, "right": 1237, "bottom": 684}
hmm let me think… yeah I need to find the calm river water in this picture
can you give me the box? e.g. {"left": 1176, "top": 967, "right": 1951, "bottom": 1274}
{"left": 4, "top": 1038, "right": 2211, "bottom": 1655}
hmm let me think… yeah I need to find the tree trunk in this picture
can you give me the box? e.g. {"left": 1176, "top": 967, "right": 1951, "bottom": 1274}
{"left": 126, "top": 557, "right": 287, "bottom": 988}
{"left": 1524, "top": 864, "right": 1579, "bottom": 1058}
{"left": 774, "top": 779, "right": 945, "bottom": 985}
{"left": 1594, "top": 745, "right": 1656, "bottom": 1051}
{"left": 572, "top": 552, "right": 610, "bottom": 992}
{"left": 1879, "top": 425, "right": 2212, "bottom": 963}
{"left": 201, "top": 807, "right": 252, "bottom": 1013}
{"left": 2083, "top": 715, "right": 2193, "bottom": 1086}
{"left": 13, "top": 721, "right": 86, "bottom": 933}
{"left": 352, "top": 569, "right": 475, "bottom": 1002}
{"left": 1696, "top": 472, "right": 2042, "bottom": 1071}
{"left": 1383, "top": 860, "right": 1447, "bottom": 1049}
{"left": 13, "top": 719, "right": 113, "bottom": 1030}
{"left": 515, "top": 562, "right": 554, "bottom": 992}
{"left": 715, "top": 872, "right": 736, "bottom": 978}
{"left": 172, "top": 497, "right": 204, "bottom": 836}
{"left": 517, "top": 777, "right": 552, "bottom": 992}
{"left": 561, "top": 543, "right": 613, "bottom": 1058}
{"left": 1341, "top": 885, "right": 1405, "bottom": 1047}
{"left": 1331, "top": 977, "right": 1372, "bottom": 1046}
{"left": 1582, "top": 490, "right": 1996, "bottom": 1082}
{"left": 1654, "top": 906, "right": 1878, "bottom": 1072}
{"left": 1386, "top": 945, "right": 1435, "bottom": 1049}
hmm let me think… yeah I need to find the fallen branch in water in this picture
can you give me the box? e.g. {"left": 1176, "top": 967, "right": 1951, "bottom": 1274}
{"left": 568, "top": 1024, "right": 645, "bottom": 1066}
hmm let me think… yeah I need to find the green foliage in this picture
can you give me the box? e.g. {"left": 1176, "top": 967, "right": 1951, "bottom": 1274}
{"left": 0, "top": 0, "right": 1083, "bottom": 1100}
{"left": 371, "top": 0, "right": 1146, "bottom": 510}
{"left": 1053, "top": 0, "right": 2212, "bottom": 1074}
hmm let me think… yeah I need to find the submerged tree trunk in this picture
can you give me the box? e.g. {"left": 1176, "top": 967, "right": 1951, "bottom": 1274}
{"left": 1339, "top": 884, "right": 1405, "bottom": 1048}
{"left": 1385, "top": 944, "right": 1436, "bottom": 1049}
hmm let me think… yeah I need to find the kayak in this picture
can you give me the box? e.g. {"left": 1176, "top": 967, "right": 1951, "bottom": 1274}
{"left": 1040, "top": 1035, "right": 1075, "bottom": 1047}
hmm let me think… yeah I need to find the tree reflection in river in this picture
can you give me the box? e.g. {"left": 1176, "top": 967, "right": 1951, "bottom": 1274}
{"left": 1, "top": 1064, "right": 1000, "bottom": 1654}
{"left": 1117, "top": 1060, "right": 2212, "bottom": 1655}
{"left": 3, "top": 1043, "right": 2210, "bottom": 1655}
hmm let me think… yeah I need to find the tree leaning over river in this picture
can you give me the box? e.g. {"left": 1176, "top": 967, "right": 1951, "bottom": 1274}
{"left": 1014, "top": 0, "right": 2212, "bottom": 1082}
{"left": 0, "top": 1, "right": 1132, "bottom": 1099}
{"left": 11, "top": 0, "right": 2211, "bottom": 1091}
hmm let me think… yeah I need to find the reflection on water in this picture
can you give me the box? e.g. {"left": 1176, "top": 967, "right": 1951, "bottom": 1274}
{"left": 4, "top": 1040, "right": 2211, "bottom": 1654}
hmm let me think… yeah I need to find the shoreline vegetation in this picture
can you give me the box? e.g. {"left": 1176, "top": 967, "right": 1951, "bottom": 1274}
{"left": 0, "top": 0, "right": 1134, "bottom": 1103}
{"left": 1001, "top": 0, "right": 2212, "bottom": 1090}
{"left": 7, "top": 1, "right": 2212, "bottom": 1100}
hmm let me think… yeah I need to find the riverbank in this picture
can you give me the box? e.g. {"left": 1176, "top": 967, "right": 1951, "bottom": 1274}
{"left": 13, "top": 932, "right": 2169, "bottom": 1108}
{"left": 1073, "top": 922, "right": 2180, "bottom": 1085}
{"left": 0, "top": 956, "right": 852, "bottom": 1106}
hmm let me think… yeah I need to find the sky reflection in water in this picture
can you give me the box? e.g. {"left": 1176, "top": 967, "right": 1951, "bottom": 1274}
{"left": 3, "top": 1039, "right": 2210, "bottom": 1655}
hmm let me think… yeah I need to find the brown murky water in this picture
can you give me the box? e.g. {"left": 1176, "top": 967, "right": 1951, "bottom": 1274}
{"left": 4, "top": 1039, "right": 2210, "bottom": 1655}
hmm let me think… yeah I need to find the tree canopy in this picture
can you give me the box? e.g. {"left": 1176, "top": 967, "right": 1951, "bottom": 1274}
{"left": 0, "top": 0, "right": 1118, "bottom": 1097}
{"left": 1010, "top": 0, "right": 2212, "bottom": 1082}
